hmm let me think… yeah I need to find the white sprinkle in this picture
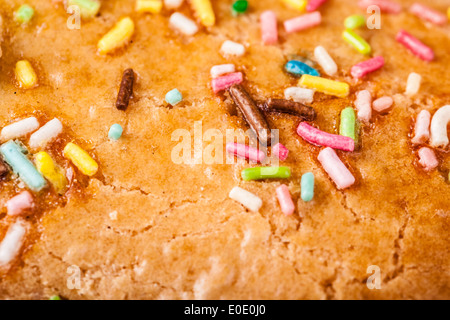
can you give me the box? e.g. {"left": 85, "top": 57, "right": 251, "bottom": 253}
{"left": 164, "top": 0, "right": 184, "bottom": 9}
{"left": 0, "top": 219, "right": 28, "bottom": 267}
{"left": 220, "top": 40, "right": 245, "bottom": 58}
{"left": 355, "top": 90, "right": 372, "bottom": 123}
{"left": 28, "top": 118, "right": 63, "bottom": 149}
{"left": 229, "top": 187, "right": 262, "bottom": 212}
{"left": 411, "top": 110, "right": 431, "bottom": 145}
{"left": 210, "top": 64, "right": 235, "bottom": 78}
{"left": 169, "top": 12, "right": 198, "bottom": 36}
{"left": 1, "top": 117, "right": 39, "bottom": 141}
{"left": 284, "top": 87, "right": 314, "bottom": 104}
{"left": 405, "top": 72, "right": 422, "bottom": 96}
{"left": 430, "top": 105, "right": 450, "bottom": 148}
{"left": 109, "top": 211, "right": 118, "bottom": 220}
{"left": 314, "top": 46, "right": 337, "bottom": 76}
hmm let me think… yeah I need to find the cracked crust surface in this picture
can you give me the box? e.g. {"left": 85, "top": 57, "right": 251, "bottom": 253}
{"left": 0, "top": 0, "right": 449, "bottom": 299}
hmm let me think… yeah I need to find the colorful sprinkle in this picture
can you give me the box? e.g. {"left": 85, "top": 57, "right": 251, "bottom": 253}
{"left": 284, "top": 87, "right": 315, "bottom": 104}
{"left": 297, "top": 122, "right": 355, "bottom": 152}
{"left": 299, "top": 75, "right": 349, "bottom": 98}
{"left": 411, "top": 110, "right": 431, "bottom": 145}
{"left": 241, "top": 166, "right": 291, "bottom": 181}
{"left": 68, "top": 0, "right": 101, "bottom": 19}
{"left": 63, "top": 142, "right": 98, "bottom": 176}
{"left": 14, "top": 4, "right": 34, "bottom": 24}
{"left": 220, "top": 40, "right": 245, "bottom": 57}
{"left": 396, "top": 30, "right": 434, "bottom": 62}
{"left": 276, "top": 185, "right": 295, "bottom": 216}
{"left": 98, "top": 17, "right": 135, "bottom": 54}
{"left": 226, "top": 143, "right": 266, "bottom": 163}
{"left": 314, "top": 46, "right": 337, "bottom": 76}
{"left": 405, "top": 72, "right": 422, "bottom": 96}
{"left": 340, "top": 107, "right": 357, "bottom": 141}
{"left": 165, "top": 88, "right": 183, "bottom": 105}
{"left": 306, "top": 0, "right": 328, "bottom": 12}
{"left": 430, "top": 105, "right": 450, "bottom": 148}
{"left": 260, "top": 10, "right": 278, "bottom": 45}
{"left": 229, "top": 186, "right": 262, "bottom": 212}
{"left": 164, "top": 0, "right": 184, "bottom": 9}
{"left": 355, "top": 90, "right": 372, "bottom": 123}
{"left": 232, "top": 0, "right": 248, "bottom": 15}
{"left": 35, "top": 151, "right": 68, "bottom": 194}
{"left": 272, "top": 143, "right": 289, "bottom": 161}
{"left": 284, "top": 12, "right": 322, "bottom": 33}
{"left": 169, "top": 12, "right": 198, "bottom": 36}
{"left": 418, "top": 147, "right": 439, "bottom": 171}
{"left": 15, "top": 60, "right": 38, "bottom": 89}
{"left": 318, "top": 147, "right": 355, "bottom": 190}
{"left": 136, "top": 0, "right": 163, "bottom": 14}
{"left": 29, "top": 118, "right": 63, "bottom": 149}
{"left": 210, "top": 64, "right": 235, "bottom": 78}
{"left": 410, "top": 3, "right": 447, "bottom": 26}
{"left": 342, "top": 29, "right": 371, "bottom": 55}
{"left": 49, "top": 295, "right": 61, "bottom": 301}
{"left": 344, "top": 15, "right": 366, "bottom": 29}
{"left": 211, "top": 72, "right": 243, "bottom": 93}
{"left": 281, "top": 0, "right": 307, "bottom": 11}
{"left": 0, "top": 141, "right": 47, "bottom": 192}
{"left": 6, "top": 191, "right": 33, "bottom": 216}
{"left": 190, "top": 0, "right": 215, "bottom": 27}
{"left": 301, "top": 172, "right": 315, "bottom": 202}
{"left": 285, "top": 60, "right": 320, "bottom": 77}
{"left": 372, "top": 96, "right": 393, "bottom": 113}
{"left": 0, "top": 220, "right": 27, "bottom": 267}
{"left": 1, "top": 117, "right": 39, "bottom": 141}
{"left": 351, "top": 56, "right": 385, "bottom": 79}
{"left": 108, "top": 124, "right": 123, "bottom": 141}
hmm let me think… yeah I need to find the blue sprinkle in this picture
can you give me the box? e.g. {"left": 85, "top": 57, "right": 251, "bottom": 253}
{"left": 285, "top": 60, "right": 320, "bottom": 77}
{"left": 0, "top": 140, "right": 46, "bottom": 191}
{"left": 301, "top": 172, "right": 315, "bottom": 202}
{"left": 165, "top": 89, "right": 183, "bottom": 106}
{"left": 108, "top": 124, "right": 123, "bottom": 141}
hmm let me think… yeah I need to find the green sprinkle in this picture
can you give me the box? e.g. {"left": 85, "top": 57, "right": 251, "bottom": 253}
{"left": 49, "top": 295, "right": 61, "bottom": 300}
{"left": 67, "top": 0, "right": 101, "bottom": 19}
{"left": 165, "top": 89, "right": 183, "bottom": 106}
{"left": 340, "top": 107, "right": 356, "bottom": 141}
{"left": 241, "top": 167, "right": 291, "bottom": 181}
{"left": 108, "top": 124, "right": 123, "bottom": 140}
{"left": 301, "top": 172, "right": 314, "bottom": 202}
{"left": 14, "top": 4, "right": 35, "bottom": 24}
{"left": 342, "top": 29, "right": 371, "bottom": 55}
{"left": 344, "top": 15, "right": 366, "bottom": 29}
{"left": 232, "top": 0, "right": 248, "bottom": 15}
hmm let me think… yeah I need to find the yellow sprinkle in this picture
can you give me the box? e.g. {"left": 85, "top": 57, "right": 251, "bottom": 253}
{"left": 97, "top": 17, "right": 135, "bottom": 55}
{"left": 190, "top": 0, "right": 215, "bottom": 27}
{"left": 299, "top": 75, "right": 350, "bottom": 98}
{"left": 35, "top": 152, "right": 68, "bottom": 194}
{"left": 136, "top": 0, "right": 163, "bottom": 13}
{"left": 281, "top": 0, "right": 307, "bottom": 11}
{"left": 15, "top": 60, "right": 38, "bottom": 89}
{"left": 63, "top": 142, "right": 98, "bottom": 176}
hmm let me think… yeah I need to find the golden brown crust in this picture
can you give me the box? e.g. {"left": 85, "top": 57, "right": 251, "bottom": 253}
{"left": 0, "top": 0, "right": 449, "bottom": 299}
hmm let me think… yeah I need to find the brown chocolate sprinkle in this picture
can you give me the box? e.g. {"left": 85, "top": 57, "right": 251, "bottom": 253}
{"left": 261, "top": 98, "right": 316, "bottom": 121}
{"left": 228, "top": 85, "right": 273, "bottom": 146}
{"left": 116, "top": 68, "right": 135, "bottom": 111}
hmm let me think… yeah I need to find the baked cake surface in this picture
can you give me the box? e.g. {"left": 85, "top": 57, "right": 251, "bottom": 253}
{"left": 0, "top": 0, "right": 449, "bottom": 299}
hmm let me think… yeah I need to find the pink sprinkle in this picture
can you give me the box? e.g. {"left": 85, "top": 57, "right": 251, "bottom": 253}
{"left": 372, "top": 96, "right": 393, "bottom": 112}
{"left": 260, "top": 11, "right": 278, "bottom": 45}
{"left": 211, "top": 72, "right": 243, "bottom": 94}
{"left": 351, "top": 56, "right": 385, "bottom": 79}
{"left": 6, "top": 191, "right": 33, "bottom": 216}
{"left": 297, "top": 122, "right": 355, "bottom": 152}
{"left": 284, "top": 12, "right": 322, "bottom": 34}
{"left": 358, "top": 0, "right": 402, "bottom": 14}
{"left": 411, "top": 110, "right": 431, "bottom": 145}
{"left": 272, "top": 143, "right": 289, "bottom": 161}
{"left": 355, "top": 90, "right": 372, "bottom": 123}
{"left": 306, "top": 0, "right": 328, "bottom": 12}
{"left": 418, "top": 147, "right": 439, "bottom": 171}
{"left": 410, "top": 3, "right": 447, "bottom": 26}
{"left": 396, "top": 30, "right": 434, "bottom": 62}
{"left": 276, "top": 185, "right": 295, "bottom": 216}
{"left": 226, "top": 143, "right": 265, "bottom": 163}
{"left": 318, "top": 147, "right": 355, "bottom": 190}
